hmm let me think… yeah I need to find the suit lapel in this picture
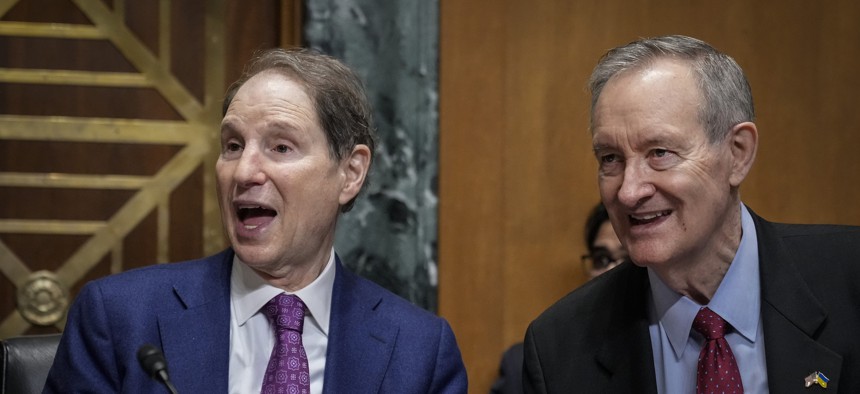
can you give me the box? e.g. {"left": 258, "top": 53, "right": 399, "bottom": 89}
{"left": 596, "top": 319, "right": 658, "bottom": 393}
{"left": 157, "top": 250, "right": 233, "bottom": 393}
{"left": 753, "top": 212, "right": 843, "bottom": 392}
{"left": 595, "top": 264, "right": 659, "bottom": 393}
{"left": 323, "top": 258, "right": 397, "bottom": 394}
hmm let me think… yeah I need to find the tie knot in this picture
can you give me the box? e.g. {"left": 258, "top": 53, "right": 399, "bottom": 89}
{"left": 692, "top": 307, "right": 730, "bottom": 340}
{"left": 263, "top": 293, "right": 305, "bottom": 333}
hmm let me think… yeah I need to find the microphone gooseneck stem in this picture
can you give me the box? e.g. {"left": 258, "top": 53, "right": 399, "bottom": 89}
{"left": 164, "top": 380, "right": 178, "bottom": 394}
{"left": 157, "top": 370, "right": 178, "bottom": 394}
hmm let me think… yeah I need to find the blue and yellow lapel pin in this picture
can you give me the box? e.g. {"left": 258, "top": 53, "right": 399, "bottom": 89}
{"left": 804, "top": 371, "right": 829, "bottom": 389}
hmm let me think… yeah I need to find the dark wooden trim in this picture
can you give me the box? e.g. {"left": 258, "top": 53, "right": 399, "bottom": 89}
{"left": 279, "top": 0, "right": 303, "bottom": 47}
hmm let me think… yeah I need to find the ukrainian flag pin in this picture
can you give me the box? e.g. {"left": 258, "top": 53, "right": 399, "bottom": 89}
{"left": 804, "top": 371, "right": 829, "bottom": 389}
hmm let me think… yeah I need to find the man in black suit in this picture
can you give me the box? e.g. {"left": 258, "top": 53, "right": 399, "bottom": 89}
{"left": 524, "top": 35, "right": 860, "bottom": 393}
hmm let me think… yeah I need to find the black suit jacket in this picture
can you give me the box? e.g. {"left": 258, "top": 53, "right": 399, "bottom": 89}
{"left": 523, "top": 209, "right": 860, "bottom": 393}
{"left": 490, "top": 342, "right": 525, "bottom": 394}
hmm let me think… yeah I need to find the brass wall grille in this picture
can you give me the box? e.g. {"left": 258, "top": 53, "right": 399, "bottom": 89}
{"left": 0, "top": 0, "right": 225, "bottom": 337}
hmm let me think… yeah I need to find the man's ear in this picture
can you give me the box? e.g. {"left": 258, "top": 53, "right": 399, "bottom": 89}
{"left": 338, "top": 144, "right": 371, "bottom": 205}
{"left": 728, "top": 121, "right": 758, "bottom": 187}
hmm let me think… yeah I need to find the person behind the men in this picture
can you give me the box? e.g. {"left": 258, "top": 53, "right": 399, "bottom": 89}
{"left": 581, "top": 202, "right": 628, "bottom": 279}
{"left": 44, "top": 47, "right": 467, "bottom": 393}
{"left": 491, "top": 202, "right": 627, "bottom": 394}
{"left": 523, "top": 35, "right": 860, "bottom": 394}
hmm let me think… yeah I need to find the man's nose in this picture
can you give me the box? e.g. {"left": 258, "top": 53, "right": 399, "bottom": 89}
{"left": 233, "top": 148, "right": 267, "bottom": 187}
{"left": 617, "top": 160, "right": 655, "bottom": 207}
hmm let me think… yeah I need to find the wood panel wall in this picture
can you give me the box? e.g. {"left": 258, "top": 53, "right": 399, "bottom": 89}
{"left": 438, "top": 1, "right": 860, "bottom": 392}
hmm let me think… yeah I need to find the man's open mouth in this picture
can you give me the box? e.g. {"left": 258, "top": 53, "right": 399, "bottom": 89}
{"left": 629, "top": 210, "right": 671, "bottom": 225}
{"left": 237, "top": 204, "right": 277, "bottom": 230}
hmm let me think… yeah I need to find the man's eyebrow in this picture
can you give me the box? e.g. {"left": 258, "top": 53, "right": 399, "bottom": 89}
{"left": 266, "top": 119, "right": 301, "bottom": 132}
{"left": 220, "top": 118, "right": 239, "bottom": 133}
{"left": 592, "top": 143, "right": 613, "bottom": 152}
{"left": 640, "top": 135, "right": 671, "bottom": 146}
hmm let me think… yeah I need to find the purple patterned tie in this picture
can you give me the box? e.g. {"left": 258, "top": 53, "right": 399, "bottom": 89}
{"left": 261, "top": 294, "right": 310, "bottom": 394}
{"left": 692, "top": 307, "right": 744, "bottom": 394}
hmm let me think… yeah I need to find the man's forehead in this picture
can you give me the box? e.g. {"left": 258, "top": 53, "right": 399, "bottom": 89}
{"left": 238, "top": 70, "right": 305, "bottom": 95}
{"left": 225, "top": 72, "right": 316, "bottom": 114}
{"left": 593, "top": 62, "right": 702, "bottom": 126}
{"left": 608, "top": 58, "right": 696, "bottom": 90}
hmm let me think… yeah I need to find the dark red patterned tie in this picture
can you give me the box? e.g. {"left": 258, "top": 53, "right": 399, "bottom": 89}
{"left": 261, "top": 294, "right": 310, "bottom": 394}
{"left": 692, "top": 307, "right": 743, "bottom": 394}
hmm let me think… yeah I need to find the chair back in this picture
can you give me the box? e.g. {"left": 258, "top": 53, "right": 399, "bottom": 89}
{"left": 1, "top": 334, "right": 62, "bottom": 394}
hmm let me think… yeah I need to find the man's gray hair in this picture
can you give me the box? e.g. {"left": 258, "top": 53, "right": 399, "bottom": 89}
{"left": 588, "top": 35, "right": 755, "bottom": 142}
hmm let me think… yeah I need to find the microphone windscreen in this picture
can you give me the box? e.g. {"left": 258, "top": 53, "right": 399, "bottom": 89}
{"left": 137, "top": 344, "right": 168, "bottom": 378}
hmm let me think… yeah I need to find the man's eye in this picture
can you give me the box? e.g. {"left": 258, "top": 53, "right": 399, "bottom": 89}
{"left": 650, "top": 148, "right": 677, "bottom": 161}
{"left": 597, "top": 152, "right": 624, "bottom": 175}
{"left": 648, "top": 148, "right": 681, "bottom": 170}
{"left": 653, "top": 149, "right": 668, "bottom": 157}
{"left": 225, "top": 142, "right": 242, "bottom": 152}
{"left": 601, "top": 154, "right": 619, "bottom": 163}
{"left": 274, "top": 144, "right": 290, "bottom": 153}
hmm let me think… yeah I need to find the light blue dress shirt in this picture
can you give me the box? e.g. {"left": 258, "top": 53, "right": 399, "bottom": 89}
{"left": 648, "top": 205, "right": 769, "bottom": 394}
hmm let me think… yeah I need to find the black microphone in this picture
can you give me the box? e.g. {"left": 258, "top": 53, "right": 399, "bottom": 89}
{"left": 137, "top": 344, "right": 179, "bottom": 394}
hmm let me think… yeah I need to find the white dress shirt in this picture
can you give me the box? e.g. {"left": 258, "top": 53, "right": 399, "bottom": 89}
{"left": 227, "top": 249, "right": 336, "bottom": 394}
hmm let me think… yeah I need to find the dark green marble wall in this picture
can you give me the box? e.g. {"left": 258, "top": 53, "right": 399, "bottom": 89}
{"left": 304, "top": 0, "right": 439, "bottom": 311}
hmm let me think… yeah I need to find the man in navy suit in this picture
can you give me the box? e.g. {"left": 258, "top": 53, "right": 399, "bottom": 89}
{"left": 524, "top": 35, "right": 860, "bottom": 393}
{"left": 44, "top": 48, "right": 467, "bottom": 393}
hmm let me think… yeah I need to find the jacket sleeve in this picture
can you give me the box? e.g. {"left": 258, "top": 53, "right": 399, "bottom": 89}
{"left": 43, "top": 281, "right": 120, "bottom": 393}
{"left": 427, "top": 319, "right": 468, "bottom": 394}
{"left": 523, "top": 324, "right": 547, "bottom": 394}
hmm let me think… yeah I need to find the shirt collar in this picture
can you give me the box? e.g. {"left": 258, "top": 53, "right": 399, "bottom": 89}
{"left": 230, "top": 248, "right": 336, "bottom": 335}
{"left": 648, "top": 204, "right": 761, "bottom": 359}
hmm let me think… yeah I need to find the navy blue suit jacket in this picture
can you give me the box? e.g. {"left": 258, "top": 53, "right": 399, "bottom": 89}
{"left": 43, "top": 249, "right": 467, "bottom": 393}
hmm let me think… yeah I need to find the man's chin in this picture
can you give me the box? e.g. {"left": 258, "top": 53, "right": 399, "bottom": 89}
{"left": 232, "top": 246, "right": 274, "bottom": 266}
{"left": 627, "top": 248, "right": 671, "bottom": 269}
{"left": 629, "top": 259, "right": 649, "bottom": 268}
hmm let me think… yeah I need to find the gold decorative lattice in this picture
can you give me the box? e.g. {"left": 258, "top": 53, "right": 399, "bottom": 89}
{"left": 0, "top": 0, "right": 225, "bottom": 337}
